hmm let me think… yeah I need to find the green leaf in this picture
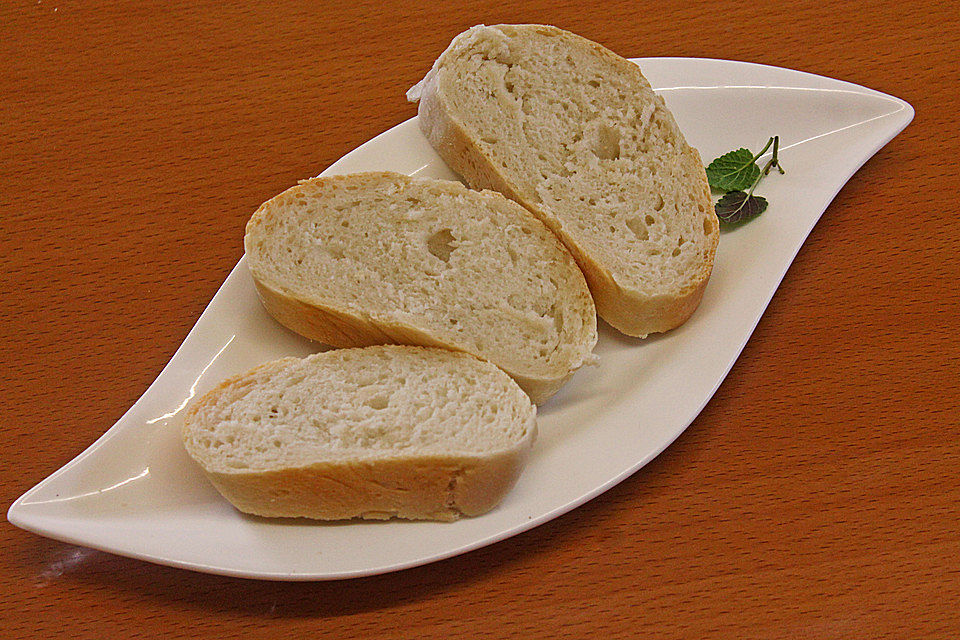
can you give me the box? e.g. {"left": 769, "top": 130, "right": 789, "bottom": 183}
{"left": 715, "top": 191, "right": 768, "bottom": 224}
{"left": 705, "top": 148, "right": 761, "bottom": 192}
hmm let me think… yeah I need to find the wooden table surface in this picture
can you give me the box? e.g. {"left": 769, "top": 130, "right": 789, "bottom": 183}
{"left": 3, "top": 1, "right": 958, "bottom": 637}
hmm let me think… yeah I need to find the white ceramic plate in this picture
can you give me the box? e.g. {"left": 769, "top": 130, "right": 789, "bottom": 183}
{"left": 8, "top": 58, "right": 912, "bottom": 580}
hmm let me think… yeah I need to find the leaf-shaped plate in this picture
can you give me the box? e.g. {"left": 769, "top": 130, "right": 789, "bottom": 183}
{"left": 7, "top": 58, "right": 913, "bottom": 580}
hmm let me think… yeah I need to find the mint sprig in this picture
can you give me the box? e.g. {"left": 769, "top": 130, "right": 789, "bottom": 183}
{"left": 706, "top": 136, "right": 784, "bottom": 225}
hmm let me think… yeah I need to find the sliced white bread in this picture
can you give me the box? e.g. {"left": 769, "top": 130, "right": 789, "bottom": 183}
{"left": 244, "top": 171, "right": 597, "bottom": 404}
{"left": 408, "top": 24, "right": 720, "bottom": 337}
{"left": 182, "top": 346, "right": 537, "bottom": 521}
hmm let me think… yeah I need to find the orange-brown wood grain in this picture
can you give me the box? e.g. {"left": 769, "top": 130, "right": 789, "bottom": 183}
{"left": 2, "top": 1, "right": 958, "bottom": 638}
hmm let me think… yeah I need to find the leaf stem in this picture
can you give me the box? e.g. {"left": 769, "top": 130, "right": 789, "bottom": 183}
{"left": 763, "top": 135, "right": 785, "bottom": 175}
{"left": 750, "top": 136, "right": 786, "bottom": 196}
{"left": 752, "top": 136, "right": 775, "bottom": 163}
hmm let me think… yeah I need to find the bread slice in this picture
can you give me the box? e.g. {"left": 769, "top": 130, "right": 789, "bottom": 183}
{"left": 408, "top": 24, "right": 720, "bottom": 337}
{"left": 182, "top": 346, "right": 537, "bottom": 521}
{"left": 244, "top": 171, "right": 597, "bottom": 404}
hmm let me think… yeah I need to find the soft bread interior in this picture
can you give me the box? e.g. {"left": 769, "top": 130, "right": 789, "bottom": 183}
{"left": 184, "top": 347, "right": 535, "bottom": 474}
{"left": 244, "top": 172, "right": 597, "bottom": 387}
{"left": 426, "top": 24, "right": 718, "bottom": 301}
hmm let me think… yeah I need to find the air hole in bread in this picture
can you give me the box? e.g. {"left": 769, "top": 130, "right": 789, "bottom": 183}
{"left": 703, "top": 216, "right": 715, "bottom": 235}
{"left": 482, "top": 136, "right": 498, "bottom": 144}
{"left": 325, "top": 245, "right": 344, "bottom": 259}
{"left": 671, "top": 247, "right": 681, "bottom": 257}
{"left": 587, "top": 79, "right": 600, "bottom": 88}
{"left": 645, "top": 214, "right": 656, "bottom": 226}
{"left": 653, "top": 194, "right": 665, "bottom": 211}
{"left": 593, "top": 124, "right": 620, "bottom": 160}
{"left": 626, "top": 217, "right": 649, "bottom": 241}
{"left": 427, "top": 228, "right": 457, "bottom": 262}
{"left": 365, "top": 395, "right": 389, "bottom": 410}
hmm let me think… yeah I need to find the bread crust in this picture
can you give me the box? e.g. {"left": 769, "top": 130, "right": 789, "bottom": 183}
{"left": 252, "top": 277, "right": 575, "bottom": 403}
{"left": 413, "top": 24, "right": 719, "bottom": 338}
{"left": 201, "top": 447, "right": 533, "bottom": 521}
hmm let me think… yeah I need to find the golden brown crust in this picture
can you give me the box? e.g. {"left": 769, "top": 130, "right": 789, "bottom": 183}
{"left": 203, "top": 446, "right": 533, "bottom": 521}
